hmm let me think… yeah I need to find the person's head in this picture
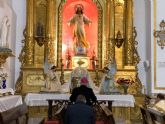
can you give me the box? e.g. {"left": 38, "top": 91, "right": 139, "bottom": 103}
{"left": 76, "top": 94, "right": 86, "bottom": 103}
{"left": 50, "top": 65, "right": 56, "bottom": 72}
{"left": 157, "top": 93, "right": 164, "bottom": 100}
{"left": 80, "top": 77, "right": 88, "bottom": 86}
{"left": 155, "top": 93, "right": 165, "bottom": 103}
{"left": 75, "top": 4, "right": 83, "bottom": 14}
{"left": 103, "top": 66, "right": 109, "bottom": 73}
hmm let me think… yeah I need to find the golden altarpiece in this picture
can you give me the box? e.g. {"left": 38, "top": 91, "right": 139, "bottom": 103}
{"left": 15, "top": 0, "right": 144, "bottom": 121}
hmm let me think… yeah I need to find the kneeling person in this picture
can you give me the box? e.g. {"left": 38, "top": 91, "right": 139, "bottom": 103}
{"left": 65, "top": 94, "right": 95, "bottom": 124}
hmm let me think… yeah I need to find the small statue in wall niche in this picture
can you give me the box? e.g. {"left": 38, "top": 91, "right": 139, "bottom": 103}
{"left": 0, "top": 16, "right": 10, "bottom": 48}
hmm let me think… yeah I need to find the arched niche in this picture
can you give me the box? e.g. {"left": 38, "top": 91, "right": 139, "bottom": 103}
{"left": 57, "top": 0, "right": 102, "bottom": 69}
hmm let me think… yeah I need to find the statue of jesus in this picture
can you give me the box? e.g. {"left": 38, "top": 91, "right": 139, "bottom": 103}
{"left": 68, "top": 4, "right": 92, "bottom": 55}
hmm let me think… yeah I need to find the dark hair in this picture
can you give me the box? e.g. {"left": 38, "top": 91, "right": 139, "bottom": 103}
{"left": 76, "top": 7, "right": 83, "bottom": 14}
{"left": 157, "top": 93, "right": 165, "bottom": 100}
{"left": 104, "top": 67, "right": 109, "bottom": 71}
{"left": 51, "top": 65, "right": 56, "bottom": 70}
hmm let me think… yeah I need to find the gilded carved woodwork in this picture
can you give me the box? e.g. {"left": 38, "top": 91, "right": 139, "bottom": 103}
{"left": 0, "top": 50, "right": 14, "bottom": 67}
{"left": 109, "top": 0, "right": 115, "bottom": 64}
{"left": 125, "top": 0, "right": 133, "bottom": 65}
{"left": 133, "top": 27, "right": 140, "bottom": 66}
{"left": 25, "top": 0, "right": 34, "bottom": 66}
{"left": 16, "top": 0, "right": 141, "bottom": 98}
{"left": 46, "top": 0, "right": 56, "bottom": 64}
{"left": 18, "top": 0, "right": 143, "bottom": 118}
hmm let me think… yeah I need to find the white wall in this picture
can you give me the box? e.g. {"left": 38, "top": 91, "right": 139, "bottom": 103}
{"left": 134, "top": 0, "right": 151, "bottom": 94}
{"left": 151, "top": 0, "right": 165, "bottom": 93}
{"left": 12, "top": 0, "right": 26, "bottom": 89}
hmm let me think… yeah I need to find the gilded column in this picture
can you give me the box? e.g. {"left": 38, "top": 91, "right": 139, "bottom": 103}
{"left": 125, "top": 0, "right": 133, "bottom": 65}
{"left": 109, "top": 0, "right": 115, "bottom": 63}
{"left": 105, "top": 0, "right": 110, "bottom": 63}
{"left": 46, "top": 0, "right": 56, "bottom": 64}
{"left": 25, "top": 0, "right": 34, "bottom": 65}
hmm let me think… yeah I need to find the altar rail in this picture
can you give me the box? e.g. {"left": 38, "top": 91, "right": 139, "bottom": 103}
{"left": 24, "top": 93, "right": 135, "bottom": 124}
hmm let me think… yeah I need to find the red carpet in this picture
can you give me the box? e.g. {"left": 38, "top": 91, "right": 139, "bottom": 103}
{"left": 44, "top": 120, "right": 60, "bottom": 124}
{"left": 96, "top": 121, "right": 105, "bottom": 124}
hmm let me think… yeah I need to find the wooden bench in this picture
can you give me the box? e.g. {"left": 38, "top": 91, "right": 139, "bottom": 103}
{"left": 140, "top": 106, "right": 150, "bottom": 124}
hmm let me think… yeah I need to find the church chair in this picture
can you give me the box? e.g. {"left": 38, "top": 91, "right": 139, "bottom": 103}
{"left": 0, "top": 103, "right": 28, "bottom": 124}
{"left": 140, "top": 106, "right": 151, "bottom": 124}
{"left": 147, "top": 107, "right": 165, "bottom": 124}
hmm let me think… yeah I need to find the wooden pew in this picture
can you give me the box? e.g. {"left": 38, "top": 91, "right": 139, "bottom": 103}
{"left": 140, "top": 106, "right": 151, "bottom": 124}
{"left": 147, "top": 107, "right": 165, "bottom": 124}
{"left": 0, "top": 103, "right": 28, "bottom": 124}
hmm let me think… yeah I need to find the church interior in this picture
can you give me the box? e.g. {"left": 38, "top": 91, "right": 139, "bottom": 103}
{"left": 0, "top": 0, "right": 165, "bottom": 124}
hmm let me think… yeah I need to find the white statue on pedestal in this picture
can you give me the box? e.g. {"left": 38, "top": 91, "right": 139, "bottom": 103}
{"left": 44, "top": 65, "right": 61, "bottom": 92}
{"left": 0, "top": 16, "right": 10, "bottom": 47}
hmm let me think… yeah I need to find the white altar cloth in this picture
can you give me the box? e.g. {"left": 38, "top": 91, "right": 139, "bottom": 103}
{"left": 0, "top": 95, "right": 22, "bottom": 112}
{"left": 0, "top": 88, "right": 14, "bottom": 95}
{"left": 25, "top": 93, "right": 135, "bottom": 107}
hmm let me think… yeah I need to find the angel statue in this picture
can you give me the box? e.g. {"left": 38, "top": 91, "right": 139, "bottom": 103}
{"left": 99, "top": 60, "right": 118, "bottom": 94}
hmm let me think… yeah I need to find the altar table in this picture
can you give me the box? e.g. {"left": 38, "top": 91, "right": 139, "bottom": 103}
{"left": 24, "top": 93, "right": 135, "bottom": 107}
{"left": 0, "top": 95, "right": 22, "bottom": 112}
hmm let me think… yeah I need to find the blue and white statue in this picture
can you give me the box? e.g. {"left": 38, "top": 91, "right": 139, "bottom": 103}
{"left": 99, "top": 60, "right": 117, "bottom": 94}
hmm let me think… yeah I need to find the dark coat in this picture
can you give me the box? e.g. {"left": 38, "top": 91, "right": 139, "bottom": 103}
{"left": 70, "top": 85, "right": 97, "bottom": 105}
{"left": 64, "top": 101, "right": 95, "bottom": 124}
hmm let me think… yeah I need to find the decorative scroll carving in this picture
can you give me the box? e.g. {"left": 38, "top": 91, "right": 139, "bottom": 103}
{"left": 154, "top": 20, "right": 165, "bottom": 49}
{"left": 133, "top": 27, "right": 140, "bottom": 66}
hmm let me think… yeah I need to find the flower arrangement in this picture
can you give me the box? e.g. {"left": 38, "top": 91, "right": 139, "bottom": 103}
{"left": 0, "top": 73, "right": 8, "bottom": 89}
{"left": 116, "top": 78, "right": 134, "bottom": 85}
{"left": 116, "top": 78, "right": 134, "bottom": 94}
